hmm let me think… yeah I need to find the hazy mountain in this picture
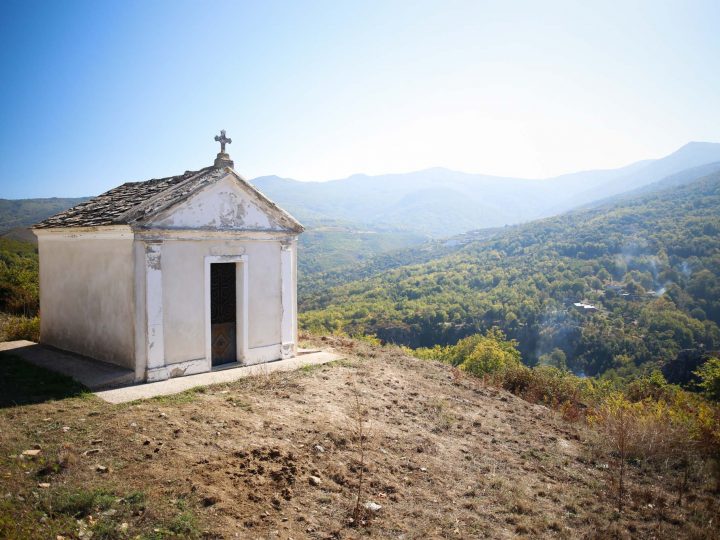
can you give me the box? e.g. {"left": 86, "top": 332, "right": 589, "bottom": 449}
{"left": 252, "top": 141, "right": 720, "bottom": 237}
{"left": 576, "top": 160, "right": 720, "bottom": 211}
{"left": 3, "top": 143, "right": 720, "bottom": 269}
{"left": 0, "top": 197, "right": 89, "bottom": 232}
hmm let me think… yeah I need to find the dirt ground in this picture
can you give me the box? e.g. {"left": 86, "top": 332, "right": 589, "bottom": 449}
{"left": 0, "top": 336, "right": 718, "bottom": 539}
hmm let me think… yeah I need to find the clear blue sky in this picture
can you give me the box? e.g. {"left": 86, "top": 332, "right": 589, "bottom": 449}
{"left": 1, "top": 0, "right": 719, "bottom": 198}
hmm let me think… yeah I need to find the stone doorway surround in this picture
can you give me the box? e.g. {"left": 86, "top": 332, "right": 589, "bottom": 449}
{"left": 205, "top": 254, "right": 249, "bottom": 368}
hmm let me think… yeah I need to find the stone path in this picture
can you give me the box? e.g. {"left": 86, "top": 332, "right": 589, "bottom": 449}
{"left": 0, "top": 340, "right": 343, "bottom": 404}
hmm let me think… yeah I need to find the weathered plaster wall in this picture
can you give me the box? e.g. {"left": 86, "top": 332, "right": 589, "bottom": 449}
{"left": 151, "top": 176, "right": 284, "bottom": 231}
{"left": 37, "top": 232, "right": 135, "bottom": 369}
{"left": 159, "top": 238, "right": 283, "bottom": 365}
{"left": 147, "top": 176, "right": 295, "bottom": 368}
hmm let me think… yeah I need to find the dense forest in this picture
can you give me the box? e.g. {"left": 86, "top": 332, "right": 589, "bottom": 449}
{"left": 301, "top": 173, "right": 720, "bottom": 383}
{"left": 298, "top": 224, "right": 426, "bottom": 276}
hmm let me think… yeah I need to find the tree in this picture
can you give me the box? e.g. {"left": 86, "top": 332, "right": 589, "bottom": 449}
{"left": 539, "top": 348, "right": 567, "bottom": 370}
{"left": 694, "top": 357, "right": 720, "bottom": 401}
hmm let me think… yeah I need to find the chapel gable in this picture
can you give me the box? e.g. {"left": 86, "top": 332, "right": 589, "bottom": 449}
{"left": 146, "top": 174, "right": 290, "bottom": 232}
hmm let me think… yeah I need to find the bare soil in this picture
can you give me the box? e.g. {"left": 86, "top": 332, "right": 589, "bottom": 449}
{"left": 0, "top": 336, "right": 717, "bottom": 539}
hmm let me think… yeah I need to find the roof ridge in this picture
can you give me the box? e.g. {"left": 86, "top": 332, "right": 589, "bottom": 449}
{"left": 115, "top": 166, "right": 220, "bottom": 224}
{"left": 32, "top": 165, "right": 303, "bottom": 233}
{"left": 119, "top": 166, "right": 215, "bottom": 187}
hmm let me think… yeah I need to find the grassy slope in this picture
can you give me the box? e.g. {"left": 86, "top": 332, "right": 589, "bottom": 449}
{"left": 1, "top": 339, "right": 717, "bottom": 539}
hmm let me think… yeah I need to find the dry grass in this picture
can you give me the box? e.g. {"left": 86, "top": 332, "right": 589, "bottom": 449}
{"left": 0, "top": 336, "right": 717, "bottom": 539}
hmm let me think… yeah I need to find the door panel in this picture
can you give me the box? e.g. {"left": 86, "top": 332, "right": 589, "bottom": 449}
{"left": 211, "top": 263, "right": 236, "bottom": 366}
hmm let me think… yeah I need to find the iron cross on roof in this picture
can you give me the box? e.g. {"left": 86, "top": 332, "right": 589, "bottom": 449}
{"left": 214, "top": 130, "right": 232, "bottom": 154}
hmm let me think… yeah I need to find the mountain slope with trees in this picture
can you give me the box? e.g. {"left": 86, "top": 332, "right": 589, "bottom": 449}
{"left": 0, "top": 198, "right": 89, "bottom": 232}
{"left": 300, "top": 172, "right": 720, "bottom": 382}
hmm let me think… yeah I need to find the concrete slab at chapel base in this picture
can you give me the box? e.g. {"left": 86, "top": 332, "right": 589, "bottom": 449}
{"left": 0, "top": 340, "right": 135, "bottom": 389}
{"left": 0, "top": 340, "right": 342, "bottom": 404}
{"left": 95, "top": 350, "right": 343, "bottom": 404}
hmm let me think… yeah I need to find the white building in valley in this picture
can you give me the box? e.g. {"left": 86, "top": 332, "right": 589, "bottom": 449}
{"left": 33, "top": 132, "right": 303, "bottom": 383}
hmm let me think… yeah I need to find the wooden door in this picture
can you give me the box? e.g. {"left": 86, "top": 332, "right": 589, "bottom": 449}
{"left": 211, "top": 263, "right": 237, "bottom": 366}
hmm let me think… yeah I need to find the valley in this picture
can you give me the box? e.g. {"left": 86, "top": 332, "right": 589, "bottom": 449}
{"left": 2, "top": 142, "right": 720, "bottom": 386}
{"left": 300, "top": 170, "right": 720, "bottom": 383}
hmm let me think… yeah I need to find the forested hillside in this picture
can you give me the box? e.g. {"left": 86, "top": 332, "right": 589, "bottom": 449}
{"left": 0, "top": 237, "right": 38, "bottom": 317}
{"left": 0, "top": 197, "right": 88, "bottom": 231}
{"left": 301, "top": 172, "right": 720, "bottom": 381}
{"left": 298, "top": 225, "right": 426, "bottom": 275}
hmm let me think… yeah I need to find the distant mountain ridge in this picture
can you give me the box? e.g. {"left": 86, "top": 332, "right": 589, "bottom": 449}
{"left": 253, "top": 141, "right": 720, "bottom": 236}
{"left": 3, "top": 142, "right": 720, "bottom": 242}
{"left": 298, "top": 156, "right": 720, "bottom": 294}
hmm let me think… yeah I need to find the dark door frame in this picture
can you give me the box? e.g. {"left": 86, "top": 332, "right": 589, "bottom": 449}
{"left": 204, "top": 255, "right": 248, "bottom": 370}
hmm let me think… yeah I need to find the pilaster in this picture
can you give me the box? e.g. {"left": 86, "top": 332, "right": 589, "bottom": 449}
{"left": 144, "top": 241, "right": 168, "bottom": 381}
{"left": 280, "top": 241, "right": 296, "bottom": 358}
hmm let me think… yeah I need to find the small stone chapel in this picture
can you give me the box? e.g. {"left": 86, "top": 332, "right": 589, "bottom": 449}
{"left": 33, "top": 132, "right": 304, "bottom": 383}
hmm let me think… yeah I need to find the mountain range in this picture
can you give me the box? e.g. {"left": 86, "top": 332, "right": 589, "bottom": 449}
{"left": 3, "top": 142, "right": 720, "bottom": 273}
{"left": 252, "top": 141, "right": 720, "bottom": 236}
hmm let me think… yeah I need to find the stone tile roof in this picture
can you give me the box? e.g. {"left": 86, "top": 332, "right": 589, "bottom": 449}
{"left": 34, "top": 165, "right": 304, "bottom": 233}
{"left": 34, "top": 167, "right": 222, "bottom": 229}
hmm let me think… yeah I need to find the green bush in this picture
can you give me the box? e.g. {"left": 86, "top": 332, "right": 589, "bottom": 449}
{"left": 695, "top": 357, "right": 720, "bottom": 401}
{"left": 0, "top": 315, "right": 39, "bottom": 341}
{"left": 417, "top": 328, "right": 521, "bottom": 376}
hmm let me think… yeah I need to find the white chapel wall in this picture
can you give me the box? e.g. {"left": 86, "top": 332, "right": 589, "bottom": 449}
{"left": 159, "top": 238, "right": 283, "bottom": 366}
{"left": 37, "top": 232, "right": 136, "bottom": 369}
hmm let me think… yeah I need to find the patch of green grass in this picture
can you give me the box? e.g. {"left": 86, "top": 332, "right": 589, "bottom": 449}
{"left": 0, "top": 353, "right": 89, "bottom": 407}
{"left": 43, "top": 487, "right": 115, "bottom": 518}
{"left": 4, "top": 482, "right": 199, "bottom": 540}
{"left": 0, "top": 315, "right": 40, "bottom": 342}
{"left": 329, "top": 358, "right": 355, "bottom": 368}
{"left": 135, "top": 508, "right": 201, "bottom": 539}
{"left": 300, "top": 362, "right": 323, "bottom": 374}
{"left": 91, "top": 517, "right": 123, "bottom": 540}
{"left": 167, "top": 510, "right": 200, "bottom": 536}
{"left": 123, "top": 490, "right": 146, "bottom": 509}
{"left": 143, "top": 388, "right": 202, "bottom": 405}
{"left": 0, "top": 498, "right": 65, "bottom": 540}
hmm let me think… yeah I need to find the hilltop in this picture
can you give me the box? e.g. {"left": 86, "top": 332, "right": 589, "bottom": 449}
{"left": 1, "top": 336, "right": 716, "bottom": 539}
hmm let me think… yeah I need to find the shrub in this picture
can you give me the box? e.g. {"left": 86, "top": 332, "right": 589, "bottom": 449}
{"left": 452, "top": 329, "right": 521, "bottom": 376}
{"left": 694, "top": 357, "right": 720, "bottom": 401}
{"left": 0, "top": 315, "right": 39, "bottom": 341}
{"left": 625, "top": 370, "right": 678, "bottom": 403}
